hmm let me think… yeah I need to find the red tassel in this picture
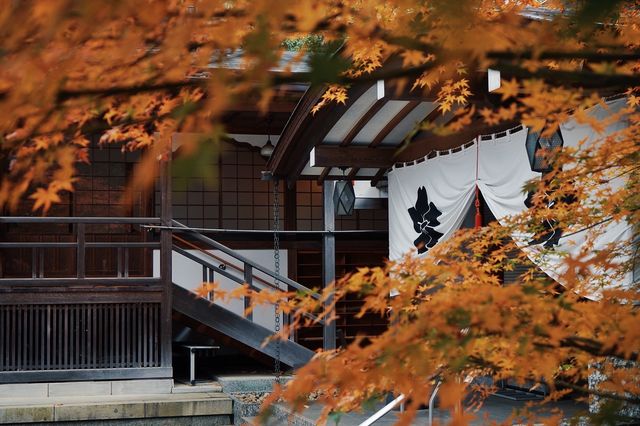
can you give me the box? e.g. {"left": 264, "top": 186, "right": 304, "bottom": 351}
{"left": 474, "top": 186, "right": 482, "bottom": 229}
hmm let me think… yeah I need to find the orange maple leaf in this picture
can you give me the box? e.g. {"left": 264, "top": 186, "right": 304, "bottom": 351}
{"left": 496, "top": 78, "right": 519, "bottom": 101}
{"left": 29, "top": 187, "right": 61, "bottom": 213}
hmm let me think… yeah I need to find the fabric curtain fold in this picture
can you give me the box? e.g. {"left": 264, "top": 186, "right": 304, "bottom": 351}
{"left": 388, "top": 145, "right": 476, "bottom": 261}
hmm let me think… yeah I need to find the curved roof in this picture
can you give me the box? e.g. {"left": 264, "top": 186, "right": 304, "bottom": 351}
{"left": 267, "top": 77, "right": 515, "bottom": 185}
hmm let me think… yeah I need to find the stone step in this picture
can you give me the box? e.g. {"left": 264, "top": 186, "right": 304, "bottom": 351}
{"left": 0, "top": 392, "right": 233, "bottom": 424}
{"left": 0, "top": 379, "right": 175, "bottom": 399}
{"left": 172, "top": 381, "right": 223, "bottom": 394}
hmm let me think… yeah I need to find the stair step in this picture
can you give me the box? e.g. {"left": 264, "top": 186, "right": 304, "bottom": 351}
{"left": 0, "top": 393, "right": 233, "bottom": 424}
{"left": 172, "top": 381, "right": 223, "bottom": 394}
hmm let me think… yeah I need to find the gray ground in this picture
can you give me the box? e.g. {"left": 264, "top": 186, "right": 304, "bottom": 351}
{"left": 271, "top": 395, "right": 589, "bottom": 425}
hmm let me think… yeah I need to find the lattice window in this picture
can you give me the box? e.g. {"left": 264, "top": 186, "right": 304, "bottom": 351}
{"left": 295, "top": 181, "right": 388, "bottom": 231}
{"left": 156, "top": 141, "right": 284, "bottom": 230}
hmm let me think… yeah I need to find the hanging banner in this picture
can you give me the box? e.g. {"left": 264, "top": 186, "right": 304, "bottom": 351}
{"left": 476, "top": 127, "right": 540, "bottom": 223}
{"left": 388, "top": 145, "right": 476, "bottom": 260}
{"left": 478, "top": 101, "right": 632, "bottom": 298}
{"left": 387, "top": 99, "right": 632, "bottom": 298}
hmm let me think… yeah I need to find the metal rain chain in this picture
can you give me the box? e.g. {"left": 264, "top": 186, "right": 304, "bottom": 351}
{"left": 272, "top": 178, "right": 282, "bottom": 383}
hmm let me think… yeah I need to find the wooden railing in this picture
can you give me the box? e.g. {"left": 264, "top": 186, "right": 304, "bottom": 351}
{"left": 169, "top": 220, "right": 326, "bottom": 331}
{"left": 0, "top": 217, "right": 171, "bottom": 383}
{"left": 0, "top": 217, "right": 161, "bottom": 283}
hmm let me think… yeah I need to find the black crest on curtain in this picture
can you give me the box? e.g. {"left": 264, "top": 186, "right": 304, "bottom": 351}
{"left": 408, "top": 186, "right": 444, "bottom": 254}
{"left": 524, "top": 188, "right": 577, "bottom": 249}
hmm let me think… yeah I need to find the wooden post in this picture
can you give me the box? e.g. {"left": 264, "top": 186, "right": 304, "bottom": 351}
{"left": 244, "top": 264, "right": 253, "bottom": 321}
{"left": 322, "top": 181, "right": 336, "bottom": 350}
{"left": 76, "top": 223, "right": 85, "bottom": 279}
{"left": 159, "top": 136, "right": 173, "bottom": 371}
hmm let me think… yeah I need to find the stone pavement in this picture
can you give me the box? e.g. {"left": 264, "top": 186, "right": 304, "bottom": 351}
{"left": 251, "top": 395, "right": 588, "bottom": 425}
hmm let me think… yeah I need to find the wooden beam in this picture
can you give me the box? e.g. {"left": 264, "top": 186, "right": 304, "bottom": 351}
{"left": 312, "top": 119, "right": 520, "bottom": 171}
{"left": 313, "top": 146, "right": 397, "bottom": 168}
{"left": 396, "top": 120, "right": 520, "bottom": 161}
{"left": 317, "top": 167, "right": 332, "bottom": 183}
{"left": 369, "top": 100, "right": 420, "bottom": 147}
{"left": 347, "top": 167, "right": 360, "bottom": 180}
{"left": 370, "top": 168, "right": 388, "bottom": 187}
{"left": 267, "top": 83, "right": 375, "bottom": 180}
{"left": 340, "top": 99, "right": 387, "bottom": 147}
{"left": 423, "top": 104, "right": 443, "bottom": 124}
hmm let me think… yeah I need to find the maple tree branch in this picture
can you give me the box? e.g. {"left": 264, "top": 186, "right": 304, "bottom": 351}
{"left": 460, "top": 354, "right": 640, "bottom": 404}
{"left": 54, "top": 51, "right": 640, "bottom": 107}
{"left": 495, "top": 63, "right": 640, "bottom": 88}
{"left": 54, "top": 60, "right": 438, "bottom": 103}
{"left": 1, "top": 96, "right": 210, "bottom": 150}
{"left": 454, "top": 351, "right": 640, "bottom": 404}
{"left": 555, "top": 379, "right": 640, "bottom": 404}
{"left": 487, "top": 49, "right": 640, "bottom": 62}
{"left": 56, "top": 80, "right": 206, "bottom": 102}
{"left": 533, "top": 336, "right": 638, "bottom": 362}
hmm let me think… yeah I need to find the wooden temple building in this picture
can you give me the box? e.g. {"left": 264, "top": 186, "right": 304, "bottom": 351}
{"left": 0, "top": 65, "right": 527, "bottom": 423}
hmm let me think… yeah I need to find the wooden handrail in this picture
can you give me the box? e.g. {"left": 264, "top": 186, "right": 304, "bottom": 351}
{"left": 171, "top": 220, "right": 321, "bottom": 299}
{"left": 171, "top": 227, "right": 325, "bottom": 325}
{"left": 0, "top": 217, "right": 160, "bottom": 280}
{"left": 0, "top": 216, "right": 161, "bottom": 224}
{"left": 0, "top": 242, "right": 160, "bottom": 249}
{"left": 172, "top": 234, "right": 285, "bottom": 291}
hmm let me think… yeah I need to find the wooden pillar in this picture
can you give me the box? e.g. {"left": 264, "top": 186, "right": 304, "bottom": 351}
{"left": 159, "top": 137, "right": 173, "bottom": 370}
{"left": 76, "top": 223, "right": 85, "bottom": 279}
{"left": 322, "top": 181, "right": 336, "bottom": 350}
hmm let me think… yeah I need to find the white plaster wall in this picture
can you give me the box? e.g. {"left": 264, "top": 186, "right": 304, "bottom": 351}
{"left": 154, "top": 249, "right": 287, "bottom": 332}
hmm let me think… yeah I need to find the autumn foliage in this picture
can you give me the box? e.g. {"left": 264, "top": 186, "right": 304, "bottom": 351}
{"left": 2, "top": 0, "right": 640, "bottom": 424}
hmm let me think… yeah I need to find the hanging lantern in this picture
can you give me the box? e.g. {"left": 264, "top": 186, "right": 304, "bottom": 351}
{"left": 333, "top": 181, "right": 356, "bottom": 216}
{"left": 260, "top": 117, "right": 275, "bottom": 160}
{"left": 260, "top": 135, "right": 274, "bottom": 159}
{"left": 525, "top": 128, "right": 564, "bottom": 173}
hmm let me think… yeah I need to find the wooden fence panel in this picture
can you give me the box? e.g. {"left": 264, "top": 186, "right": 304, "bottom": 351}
{"left": 0, "top": 303, "right": 161, "bottom": 372}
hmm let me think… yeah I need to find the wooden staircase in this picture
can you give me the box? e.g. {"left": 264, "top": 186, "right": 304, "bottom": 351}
{"left": 172, "top": 284, "right": 314, "bottom": 368}
{"left": 170, "top": 220, "right": 318, "bottom": 369}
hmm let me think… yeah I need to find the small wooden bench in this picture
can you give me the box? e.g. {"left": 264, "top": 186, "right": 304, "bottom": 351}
{"left": 182, "top": 345, "right": 220, "bottom": 385}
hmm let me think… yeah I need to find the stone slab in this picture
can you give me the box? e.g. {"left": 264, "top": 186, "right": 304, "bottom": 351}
{"left": 48, "top": 381, "right": 112, "bottom": 397}
{"left": 172, "top": 382, "right": 223, "bottom": 394}
{"left": 0, "top": 405, "right": 54, "bottom": 424}
{"left": 34, "top": 416, "right": 233, "bottom": 425}
{"left": 54, "top": 401, "right": 145, "bottom": 422}
{"left": 111, "top": 379, "right": 173, "bottom": 395}
{"left": 145, "top": 398, "right": 232, "bottom": 418}
{"left": 0, "top": 383, "right": 48, "bottom": 399}
{"left": 0, "top": 391, "right": 233, "bottom": 423}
